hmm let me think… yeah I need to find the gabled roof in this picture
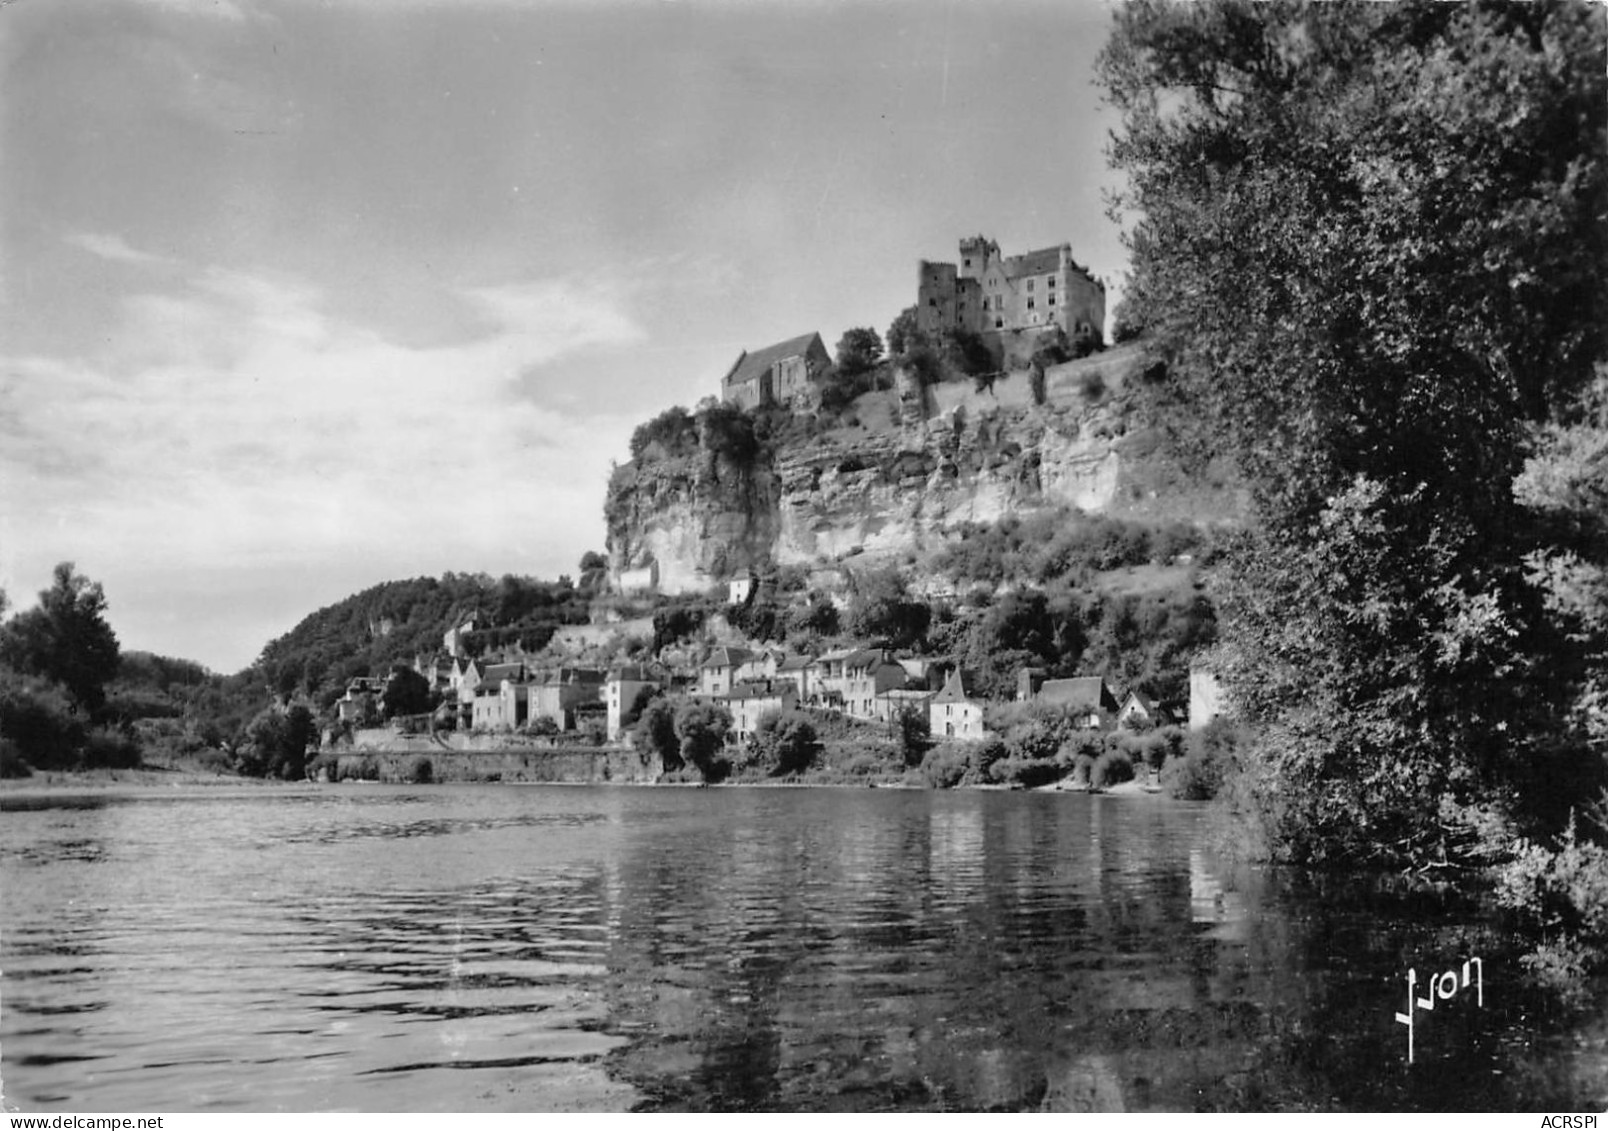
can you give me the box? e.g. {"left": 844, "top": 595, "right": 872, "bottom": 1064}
{"left": 609, "top": 665, "right": 655, "bottom": 682}
{"left": 722, "top": 332, "right": 827, "bottom": 389}
{"left": 931, "top": 669, "right": 979, "bottom": 706}
{"left": 844, "top": 648, "right": 889, "bottom": 672}
{"left": 701, "top": 645, "right": 754, "bottom": 670}
{"left": 814, "top": 647, "right": 858, "bottom": 664}
{"left": 1039, "top": 676, "right": 1117, "bottom": 713}
{"left": 1121, "top": 688, "right": 1157, "bottom": 714}
{"left": 776, "top": 654, "right": 815, "bottom": 672}
{"left": 481, "top": 662, "right": 526, "bottom": 686}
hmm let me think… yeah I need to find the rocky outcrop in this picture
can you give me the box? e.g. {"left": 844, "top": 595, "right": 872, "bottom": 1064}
{"left": 606, "top": 345, "right": 1215, "bottom": 593}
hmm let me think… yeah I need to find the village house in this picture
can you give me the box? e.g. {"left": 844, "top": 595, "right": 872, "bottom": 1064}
{"left": 1117, "top": 689, "right": 1179, "bottom": 730}
{"left": 719, "top": 680, "right": 799, "bottom": 744}
{"left": 842, "top": 648, "right": 909, "bottom": 719}
{"left": 606, "top": 664, "right": 659, "bottom": 740}
{"left": 772, "top": 654, "right": 815, "bottom": 701}
{"left": 720, "top": 332, "right": 832, "bottom": 411}
{"left": 930, "top": 669, "right": 987, "bottom": 740}
{"left": 809, "top": 647, "right": 857, "bottom": 708}
{"left": 915, "top": 236, "right": 1106, "bottom": 367}
{"left": 728, "top": 572, "right": 757, "bottom": 606}
{"left": 1027, "top": 674, "right": 1119, "bottom": 729}
{"left": 335, "top": 676, "right": 386, "bottom": 724}
{"left": 698, "top": 646, "right": 754, "bottom": 697}
{"left": 529, "top": 667, "right": 606, "bottom": 731}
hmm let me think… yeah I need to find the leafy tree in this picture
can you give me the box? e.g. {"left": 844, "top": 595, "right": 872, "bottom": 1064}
{"left": 896, "top": 704, "right": 931, "bottom": 767}
{"left": 835, "top": 327, "right": 884, "bottom": 377}
{"left": 0, "top": 562, "right": 121, "bottom": 715}
{"left": 694, "top": 398, "right": 760, "bottom": 466}
{"left": 939, "top": 327, "right": 994, "bottom": 378}
{"left": 238, "top": 704, "right": 316, "bottom": 780}
{"left": 785, "top": 592, "right": 839, "bottom": 639}
{"left": 673, "top": 700, "right": 732, "bottom": 779}
{"left": 1100, "top": 0, "right": 1608, "bottom": 867}
{"left": 752, "top": 709, "right": 822, "bottom": 775}
{"left": 629, "top": 405, "right": 697, "bottom": 461}
{"left": 886, "top": 307, "right": 922, "bottom": 356}
{"left": 635, "top": 697, "right": 682, "bottom": 770}
{"left": 846, "top": 570, "right": 929, "bottom": 651}
{"left": 381, "top": 666, "right": 434, "bottom": 718}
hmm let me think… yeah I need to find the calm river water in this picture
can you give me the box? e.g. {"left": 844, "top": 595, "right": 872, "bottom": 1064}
{"left": 1, "top": 784, "right": 1603, "bottom": 1112}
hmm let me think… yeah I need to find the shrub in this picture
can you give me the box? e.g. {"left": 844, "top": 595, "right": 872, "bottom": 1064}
{"left": 1161, "top": 746, "right": 1222, "bottom": 800}
{"left": 989, "top": 756, "right": 1063, "bottom": 789}
{"left": 674, "top": 701, "right": 733, "bottom": 780}
{"left": 196, "top": 747, "right": 233, "bottom": 774}
{"left": 82, "top": 727, "right": 141, "bottom": 769}
{"left": 1090, "top": 748, "right": 1134, "bottom": 790}
{"left": 1496, "top": 802, "right": 1608, "bottom": 990}
{"left": 1, "top": 739, "right": 32, "bottom": 778}
{"left": 1161, "top": 719, "right": 1240, "bottom": 800}
{"left": 752, "top": 710, "right": 822, "bottom": 776}
{"left": 920, "top": 743, "right": 971, "bottom": 789}
{"left": 963, "top": 738, "right": 1009, "bottom": 785}
{"left": 407, "top": 756, "right": 434, "bottom": 784}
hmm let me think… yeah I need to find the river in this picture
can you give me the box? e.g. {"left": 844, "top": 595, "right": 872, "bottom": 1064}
{"left": 1, "top": 784, "right": 1602, "bottom": 1112}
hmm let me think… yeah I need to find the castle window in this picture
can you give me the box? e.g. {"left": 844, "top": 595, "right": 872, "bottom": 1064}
{"left": 995, "top": 318, "right": 1004, "bottom": 329}
{"left": 928, "top": 298, "right": 937, "bottom": 307}
{"left": 963, "top": 258, "right": 971, "bottom": 268}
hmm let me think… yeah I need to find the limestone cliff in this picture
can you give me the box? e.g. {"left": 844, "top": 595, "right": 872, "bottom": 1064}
{"left": 606, "top": 345, "right": 1238, "bottom": 594}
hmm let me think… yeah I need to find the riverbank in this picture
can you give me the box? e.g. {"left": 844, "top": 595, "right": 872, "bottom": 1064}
{"left": 1, "top": 765, "right": 1169, "bottom": 798}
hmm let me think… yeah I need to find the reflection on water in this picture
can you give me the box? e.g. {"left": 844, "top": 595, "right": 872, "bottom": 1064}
{"left": 0, "top": 785, "right": 1602, "bottom": 1112}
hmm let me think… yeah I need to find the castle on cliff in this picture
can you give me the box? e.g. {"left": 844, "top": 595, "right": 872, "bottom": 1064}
{"left": 916, "top": 236, "right": 1105, "bottom": 363}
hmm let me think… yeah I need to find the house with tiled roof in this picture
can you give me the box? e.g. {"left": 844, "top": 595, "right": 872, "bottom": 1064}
{"left": 843, "top": 648, "right": 908, "bottom": 719}
{"left": 698, "top": 646, "right": 755, "bottom": 697}
{"left": 930, "top": 669, "right": 987, "bottom": 741}
{"left": 1117, "top": 689, "right": 1179, "bottom": 730}
{"left": 606, "top": 664, "right": 660, "bottom": 740}
{"left": 718, "top": 680, "right": 799, "bottom": 743}
{"left": 721, "top": 332, "right": 832, "bottom": 411}
{"left": 1027, "top": 675, "right": 1119, "bottom": 729}
{"left": 771, "top": 653, "right": 816, "bottom": 700}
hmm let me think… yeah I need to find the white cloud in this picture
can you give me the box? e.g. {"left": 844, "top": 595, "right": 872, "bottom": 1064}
{"left": 1, "top": 257, "right": 648, "bottom": 665}
{"left": 64, "top": 232, "right": 176, "bottom": 268}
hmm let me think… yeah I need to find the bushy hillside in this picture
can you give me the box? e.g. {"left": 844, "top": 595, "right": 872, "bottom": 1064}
{"left": 253, "top": 570, "right": 603, "bottom": 710}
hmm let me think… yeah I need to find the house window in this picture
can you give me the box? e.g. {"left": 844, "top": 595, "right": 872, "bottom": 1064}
{"left": 1049, "top": 295, "right": 1056, "bottom": 306}
{"left": 1048, "top": 276, "right": 1055, "bottom": 288}
{"left": 995, "top": 318, "right": 1004, "bottom": 329}
{"left": 1026, "top": 279, "right": 1035, "bottom": 292}
{"left": 1027, "top": 299, "right": 1036, "bottom": 310}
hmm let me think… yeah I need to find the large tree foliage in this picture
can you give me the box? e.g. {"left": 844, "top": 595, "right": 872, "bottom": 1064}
{"left": 1100, "top": 0, "right": 1608, "bottom": 865}
{"left": 0, "top": 562, "right": 121, "bottom": 715}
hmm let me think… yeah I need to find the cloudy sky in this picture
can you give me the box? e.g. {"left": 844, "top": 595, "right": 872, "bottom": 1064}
{"left": 1, "top": 0, "right": 1129, "bottom": 673}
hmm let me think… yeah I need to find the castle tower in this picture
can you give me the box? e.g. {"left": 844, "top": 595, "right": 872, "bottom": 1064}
{"left": 957, "top": 235, "right": 997, "bottom": 282}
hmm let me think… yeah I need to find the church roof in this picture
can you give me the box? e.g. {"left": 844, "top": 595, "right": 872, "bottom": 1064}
{"left": 722, "top": 332, "right": 826, "bottom": 389}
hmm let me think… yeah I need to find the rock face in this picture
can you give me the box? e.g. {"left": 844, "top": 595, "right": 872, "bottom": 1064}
{"left": 605, "top": 345, "right": 1211, "bottom": 593}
